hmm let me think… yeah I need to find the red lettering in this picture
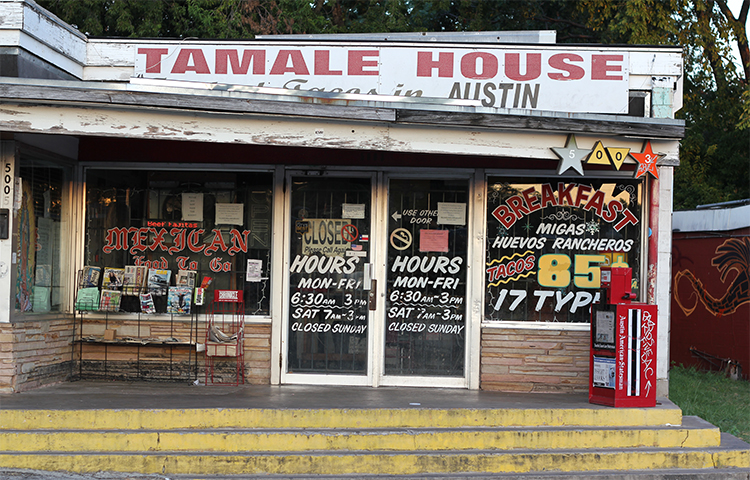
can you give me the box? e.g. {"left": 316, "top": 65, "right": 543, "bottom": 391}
{"left": 506, "top": 195, "right": 530, "bottom": 219}
{"left": 227, "top": 229, "right": 251, "bottom": 256}
{"left": 521, "top": 187, "right": 541, "bottom": 213}
{"left": 583, "top": 190, "right": 606, "bottom": 217}
{"left": 613, "top": 208, "right": 638, "bottom": 231}
{"left": 592, "top": 54, "right": 623, "bottom": 80}
{"left": 492, "top": 205, "right": 518, "bottom": 229}
{"left": 540, "top": 183, "right": 557, "bottom": 208}
{"left": 496, "top": 264, "right": 507, "bottom": 278}
{"left": 209, "top": 257, "right": 223, "bottom": 272}
{"left": 602, "top": 199, "right": 623, "bottom": 223}
{"left": 176, "top": 256, "right": 190, "bottom": 270}
{"left": 519, "top": 258, "right": 529, "bottom": 274}
{"left": 205, "top": 229, "right": 228, "bottom": 256}
{"left": 149, "top": 228, "right": 169, "bottom": 252}
{"left": 188, "top": 229, "right": 205, "bottom": 254}
{"left": 557, "top": 183, "right": 576, "bottom": 206}
{"left": 215, "top": 49, "right": 265, "bottom": 75}
{"left": 129, "top": 227, "right": 148, "bottom": 254}
{"left": 314, "top": 50, "right": 342, "bottom": 75}
{"left": 486, "top": 265, "right": 499, "bottom": 282}
{"left": 488, "top": 254, "right": 535, "bottom": 282}
{"left": 547, "top": 53, "right": 585, "bottom": 80}
{"left": 171, "top": 49, "right": 210, "bottom": 74}
{"left": 574, "top": 185, "right": 592, "bottom": 208}
{"left": 103, "top": 227, "right": 129, "bottom": 254}
{"left": 416, "top": 51, "right": 454, "bottom": 77}
{"left": 137, "top": 48, "right": 168, "bottom": 74}
{"left": 460, "top": 52, "right": 498, "bottom": 80}
{"left": 169, "top": 228, "right": 186, "bottom": 255}
{"left": 270, "top": 50, "right": 309, "bottom": 75}
{"left": 348, "top": 50, "right": 379, "bottom": 76}
{"left": 504, "top": 53, "right": 541, "bottom": 81}
{"left": 524, "top": 255, "right": 535, "bottom": 271}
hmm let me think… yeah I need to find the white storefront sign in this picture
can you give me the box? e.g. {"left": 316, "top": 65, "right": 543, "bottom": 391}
{"left": 134, "top": 45, "right": 629, "bottom": 114}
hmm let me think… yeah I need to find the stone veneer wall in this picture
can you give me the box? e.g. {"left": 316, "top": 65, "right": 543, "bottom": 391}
{"left": 0, "top": 318, "right": 75, "bottom": 393}
{"left": 75, "top": 319, "right": 272, "bottom": 385}
{"left": 480, "top": 326, "right": 590, "bottom": 393}
{"left": 244, "top": 324, "right": 272, "bottom": 384}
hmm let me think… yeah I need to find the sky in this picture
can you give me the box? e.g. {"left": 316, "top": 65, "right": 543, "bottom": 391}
{"left": 727, "top": 0, "right": 746, "bottom": 68}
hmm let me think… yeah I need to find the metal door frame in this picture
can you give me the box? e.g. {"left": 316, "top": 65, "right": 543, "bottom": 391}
{"left": 281, "top": 169, "right": 379, "bottom": 386}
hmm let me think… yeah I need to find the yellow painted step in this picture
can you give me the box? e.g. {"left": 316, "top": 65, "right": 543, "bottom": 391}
{"left": 0, "top": 406, "right": 682, "bottom": 430}
{"left": 1, "top": 441, "right": 747, "bottom": 476}
{"left": 0, "top": 422, "right": 721, "bottom": 453}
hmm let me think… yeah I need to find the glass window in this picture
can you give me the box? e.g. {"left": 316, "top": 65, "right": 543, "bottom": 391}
{"left": 485, "top": 178, "right": 642, "bottom": 323}
{"left": 83, "top": 169, "right": 273, "bottom": 315}
{"left": 15, "top": 155, "right": 70, "bottom": 314}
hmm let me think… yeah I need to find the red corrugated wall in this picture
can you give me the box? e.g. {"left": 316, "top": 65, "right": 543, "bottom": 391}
{"left": 671, "top": 228, "right": 750, "bottom": 379}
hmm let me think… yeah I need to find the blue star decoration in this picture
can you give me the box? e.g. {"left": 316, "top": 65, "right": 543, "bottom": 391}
{"left": 551, "top": 135, "right": 590, "bottom": 176}
{"left": 631, "top": 141, "right": 663, "bottom": 179}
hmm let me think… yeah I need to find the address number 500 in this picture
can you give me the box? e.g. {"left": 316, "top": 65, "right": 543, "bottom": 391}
{"left": 538, "top": 254, "right": 607, "bottom": 288}
{"left": 3, "top": 162, "right": 11, "bottom": 196}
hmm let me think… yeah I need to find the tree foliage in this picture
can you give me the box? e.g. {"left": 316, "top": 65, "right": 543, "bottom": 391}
{"left": 572, "top": 0, "right": 748, "bottom": 209}
{"left": 37, "top": 0, "right": 749, "bottom": 209}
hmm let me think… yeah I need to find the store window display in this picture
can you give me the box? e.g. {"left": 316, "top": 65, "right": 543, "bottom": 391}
{"left": 82, "top": 169, "right": 273, "bottom": 316}
{"left": 15, "top": 155, "right": 70, "bottom": 314}
{"left": 485, "top": 178, "right": 643, "bottom": 323}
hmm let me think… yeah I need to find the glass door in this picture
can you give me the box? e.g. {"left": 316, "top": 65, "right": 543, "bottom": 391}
{"left": 381, "top": 177, "right": 469, "bottom": 386}
{"left": 282, "top": 171, "right": 471, "bottom": 387}
{"left": 283, "top": 173, "right": 374, "bottom": 385}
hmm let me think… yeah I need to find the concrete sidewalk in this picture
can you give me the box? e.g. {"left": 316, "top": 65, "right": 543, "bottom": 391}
{"left": 0, "top": 380, "right": 615, "bottom": 411}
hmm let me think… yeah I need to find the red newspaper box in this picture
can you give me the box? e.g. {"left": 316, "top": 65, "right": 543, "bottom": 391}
{"left": 590, "top": 267, "right": 658, "bottom": 407}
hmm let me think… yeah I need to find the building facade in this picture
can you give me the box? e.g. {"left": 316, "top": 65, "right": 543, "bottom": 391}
{"left": 0, "top": 0, "right": 682, "bottom": 395}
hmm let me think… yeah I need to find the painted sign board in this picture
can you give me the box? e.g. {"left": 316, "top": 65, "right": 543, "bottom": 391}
{"left": 485, "top": 178, "right": 642, "bottom": 323}
{"left": 134, "top": 45, "right": 629, "bottom": 114}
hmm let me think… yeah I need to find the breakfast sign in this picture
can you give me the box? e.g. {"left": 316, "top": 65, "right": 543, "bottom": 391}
{"left": 134, "top": 44, "right": 629, "bottom": 114}
{"left": 485, "top": 178, "right": 642, "bottom": 323}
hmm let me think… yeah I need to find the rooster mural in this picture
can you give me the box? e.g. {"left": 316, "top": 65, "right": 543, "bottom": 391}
{"left": 674, "top": 237, "right": 750, "bottom": 317}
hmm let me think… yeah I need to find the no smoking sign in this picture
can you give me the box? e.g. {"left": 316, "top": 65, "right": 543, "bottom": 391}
{"left": 341, "top": 224, "right": 359, "bottom": 243}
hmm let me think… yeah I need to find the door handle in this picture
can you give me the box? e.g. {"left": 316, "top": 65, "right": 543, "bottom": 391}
{"left": 368, "top": 279, "right": 377, "bottom": 311}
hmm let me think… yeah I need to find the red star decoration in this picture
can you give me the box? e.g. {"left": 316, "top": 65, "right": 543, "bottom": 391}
{"left": 631, "top": 141, "right": 663, "bottom": 179}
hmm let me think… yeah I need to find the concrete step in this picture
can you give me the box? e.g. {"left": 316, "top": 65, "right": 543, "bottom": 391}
{"left": 0, "top": 433, "right": 747, "bottom": 476}
{"left": 0, "top": 385, "right": 747, "bottom": 477}
{"left": 0, "top": 416, "right": 722, "bottom": 453}
{"left": 0, "top": 404, "right": 683, "bottom": 430}
{"left": 1, "top": 469, "right": 750, "bottom": 480}
{"left": 167, "top": 469, "right": 750, "bottom": 479}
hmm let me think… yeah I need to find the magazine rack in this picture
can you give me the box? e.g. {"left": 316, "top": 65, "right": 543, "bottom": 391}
{"left": 204, "top": 290, "right": 245, "bottom": 386}
{"left": 72, "top": 268, "right": 199, "bottom": 382}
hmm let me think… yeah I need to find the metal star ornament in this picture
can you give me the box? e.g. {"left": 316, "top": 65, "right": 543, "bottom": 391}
{"left": 631, "top": 141, "right": 663, "bottom": 179}
{"left": 551, "top": 135, "right": 589, "bottom": 176}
